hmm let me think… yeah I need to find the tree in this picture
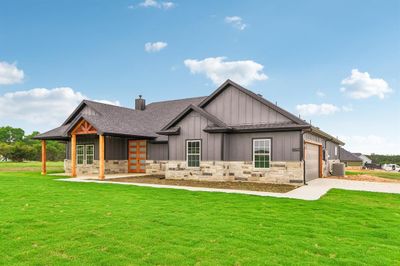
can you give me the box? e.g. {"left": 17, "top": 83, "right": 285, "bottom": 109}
{"left": 6, "top": 142, "right": 35, "bottom": 162}
{"left": 0, "top": 143, "right": 11, "bottom": 161}
{"left": 0, "top": 126, "right": 25, "bottom": 143}
{"left": 0, "top": 126, "right": 66, "bottom": 162}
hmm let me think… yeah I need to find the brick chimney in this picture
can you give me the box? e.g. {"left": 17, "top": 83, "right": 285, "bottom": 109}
{"left": 135, "top": 95, "right": 146, "bottom": 110}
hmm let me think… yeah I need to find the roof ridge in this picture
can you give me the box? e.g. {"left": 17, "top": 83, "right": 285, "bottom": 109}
{"left": 83, "top": 100, "right": 137, "bottom": 112}
{"left": 147, "top": 96, "right": 207, "bottom": 105}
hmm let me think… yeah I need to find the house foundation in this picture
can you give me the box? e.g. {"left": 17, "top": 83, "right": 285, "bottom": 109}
{"left": 164, "top": 161, "right": 304, "bottom": 184}
{"left": 64, "top": 159, "right": 128, "bottom": 175}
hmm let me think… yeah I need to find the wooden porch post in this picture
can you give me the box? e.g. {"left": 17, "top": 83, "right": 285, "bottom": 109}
{"left": 71, "top": 133, "right": 77, "bottom": 177}
{"left": 41, "top": 140, "right": 46, "bottom": 175}
{"left": 99, "top": 134, "right": 105, "bottom": 180}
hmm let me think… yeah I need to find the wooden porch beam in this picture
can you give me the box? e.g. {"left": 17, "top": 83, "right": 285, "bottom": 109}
{"left": 99, "top": 134, "right": 105, "bottom": 180}
{"left": 71, "top": 133, "right": 77, "bottom": 177}
{"left": 41, "top": 140, "right": 46, "bottom": 175}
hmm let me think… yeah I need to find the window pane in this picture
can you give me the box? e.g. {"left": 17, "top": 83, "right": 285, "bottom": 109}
{"left": 77, "top": 145, "right": 84, "bottom": 155}
{"left": 87, "top": 155, "right": 94, "bottom": 165}
{"left": 253, "top": 139, "right": 270, "bottom": 168}
{"left": 77, "top": 155, "right": 84, "bottom": 165}
{"left": 77, "top": 145, "right": 84, "bottom": 164}
{"left": 187, "top": 140, "right": 201, "bottom": 167}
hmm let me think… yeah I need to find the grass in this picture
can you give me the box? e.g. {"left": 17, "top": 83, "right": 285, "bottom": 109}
{"left": 0, "top": 169, "right": 399, "bottom": 264}
{"left": 0, "top": 161, "right": 64, "bottom": 173}
{"left": 346, "top": 170, "right": 400, "bottom": 180}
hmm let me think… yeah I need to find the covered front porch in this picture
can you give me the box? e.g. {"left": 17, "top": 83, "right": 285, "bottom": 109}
{"left": 40, "top": 118, "right": 155, "bottom": 180}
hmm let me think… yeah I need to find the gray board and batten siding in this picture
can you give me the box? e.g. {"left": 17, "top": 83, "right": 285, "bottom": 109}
{"left": 225, "top": 131, "right": 301, "bottom": 162}
{"left": 204, "top": 85, "right": 291, "bottom": 125}
{"left": 168, "top": 112, "right": 223, "bottom": 161}
{"left": 167, "top": 110, "right": 302, "bottom": 162}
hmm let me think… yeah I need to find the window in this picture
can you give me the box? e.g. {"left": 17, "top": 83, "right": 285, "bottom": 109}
{"left": 76, "top": 144, "right": 94, "bottom": 165}
{"left": 253, "top": 139, "right": 271, "bottom": 169}
{"left": 77, "top": 145, "right": 84, "bottom": 165}
{"left": 334, "top": 146, "right": 338, "bottom": 156}
{"left": 86, "top": 145, "right": 94, "bottom": 165}
{"left": 186, "top": 140, "right": 201, "bottom": 167}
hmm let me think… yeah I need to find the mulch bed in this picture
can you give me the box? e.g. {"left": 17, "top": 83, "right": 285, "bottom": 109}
{"left": 106, "top": 175, "right": 297, "bottom": 193}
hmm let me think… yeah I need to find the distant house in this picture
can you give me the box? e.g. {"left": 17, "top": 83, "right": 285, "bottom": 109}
{"left": 339, "top": 148, "right": 363, "bottom": 166}
{"left": 353, "top": 153, "right": 372, "bottom": 166}
{"left": 35, "top": 80, "right": 344, "bottom": 184}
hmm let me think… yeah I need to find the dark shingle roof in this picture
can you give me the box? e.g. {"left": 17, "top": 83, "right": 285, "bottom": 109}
{"left": 35, "top": 80, "right": 344, "bottom": 145}
{"left": 35, "top": 96, "right": 206, "bottom": 141}
{"left": 340, "top": 148, "right": 362, "bottom": 162}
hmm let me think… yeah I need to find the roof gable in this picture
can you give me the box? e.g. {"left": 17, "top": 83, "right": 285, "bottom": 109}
{"left": 198, "top": 79, "right": 308, "bottom": 126}
{"left": 160, "top": 104, "right": 228, "bottom": 132}
{"left": 62, "top": 100, "right": 102, "bottom": 126}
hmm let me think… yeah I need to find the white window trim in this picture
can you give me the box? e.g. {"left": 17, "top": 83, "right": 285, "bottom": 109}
{"left": 253, "top": 139, "right": 271, "bottom": 169}
{"left": 186, "top": 139, "right": 201, "bottom": 168}
{"left": 76, "top": 144, "right": 95, "bottom": 165}
{"left": 76, "top": 145, "right": 85, "bottom": 165}
{"left": 86, "top": 144, "right": 95, "bottom": 165}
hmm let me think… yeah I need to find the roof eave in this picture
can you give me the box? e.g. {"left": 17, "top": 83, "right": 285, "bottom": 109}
{"left": 309, "top": 127, "right": 345, "bottom": 145}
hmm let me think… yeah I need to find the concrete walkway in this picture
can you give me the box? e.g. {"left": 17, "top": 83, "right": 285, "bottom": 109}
{"left": 50, "top": 173, "right": 150, "bottom": 180}
{"left": 57, "top": 177, "right": 400, "bottom": 201}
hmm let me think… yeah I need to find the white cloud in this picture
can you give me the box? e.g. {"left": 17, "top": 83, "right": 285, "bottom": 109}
{"left": 225, "top": 16, "right": 247, "bottom": 30}
{"left": 296, "top": 103, "right": 355, "bottom": 116}
{"left": 296, "top": 103, "right": 340, "bottom": 116}
{"left": 316, "top": 90, "right": 325, "bottom": 98}
{"left": 341, "top": 69, "right": 393, "bottom": 99}
{"left": 184, "top": 57, "right": 268, "bottom": 86}
{"left": 341, "top": 104, "right": 353, "bottom": 112}
{"left": 161, "top": 2, "right": 174, "bottom": 9}
{"left": 139, "top": 0, "right": 175, "bottom": 9}
{"left": 0, "top": 87, "right": 119, "bottom": 133}
{"left": 340, "top": 135, "right": 400, "bottom": 155}
{"left": 144, "top": 41, "right": 168, "bottom": 52}
{"left": 0, "top": 61, "right": 24, "bottom": 85}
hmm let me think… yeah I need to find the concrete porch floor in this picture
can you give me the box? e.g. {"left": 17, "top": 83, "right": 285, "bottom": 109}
{"left": 49, "top": 173, "right": 151, "bottom": 180}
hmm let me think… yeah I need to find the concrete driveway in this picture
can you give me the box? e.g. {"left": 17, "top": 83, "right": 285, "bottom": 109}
{"left": 286, "top": 178, "right": 400, "bottom": 200}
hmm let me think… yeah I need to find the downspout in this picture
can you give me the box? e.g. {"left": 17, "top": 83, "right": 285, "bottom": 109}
{"left": 300, "top": 130, "right": 306, "bottom": 185}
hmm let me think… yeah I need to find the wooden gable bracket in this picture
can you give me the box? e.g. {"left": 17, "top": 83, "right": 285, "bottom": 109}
{"left": 71, "top": 119, "right": 97, "bottom": 135}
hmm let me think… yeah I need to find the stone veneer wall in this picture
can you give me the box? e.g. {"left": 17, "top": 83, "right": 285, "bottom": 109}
{"left": 165, "top": 161, "right": 304, "bottom": 184}
{"left": 64, "top": 159, "right": 128, "bottom": 175}
{"left": 145, "top": 160, "right": 168, "bottom": 175}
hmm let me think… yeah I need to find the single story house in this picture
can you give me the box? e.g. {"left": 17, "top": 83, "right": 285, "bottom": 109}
{"left": 353, "top": 153, "right": 372, "bottom": 166}
{"left": 35, "top": 80, "right": 344, "bottom": 184}
{"left": 339, "top": 148, "right": 363, "bottom": 167}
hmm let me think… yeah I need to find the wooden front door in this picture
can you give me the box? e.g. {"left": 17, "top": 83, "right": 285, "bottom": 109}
{"left": 128, "top": 140, "right": 147, "bottom": 173}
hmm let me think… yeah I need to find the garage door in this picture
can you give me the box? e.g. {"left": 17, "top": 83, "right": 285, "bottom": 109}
{"left": 304, "top": 142, "right": 320, "bottom": 182}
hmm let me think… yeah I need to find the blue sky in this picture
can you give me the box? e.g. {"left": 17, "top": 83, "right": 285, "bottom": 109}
{"left": 0, "top": 0, "right": 399, "bottom": 154}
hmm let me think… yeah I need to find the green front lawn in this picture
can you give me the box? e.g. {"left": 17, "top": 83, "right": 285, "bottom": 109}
{"left": 0, "top": 171, "right": 399, "bottom": 265}
{"left": 0, "top": 161, "right": 64, "bottom": 173}
{"left": 346, "top": 170, "right": 400, "bottom": 180}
